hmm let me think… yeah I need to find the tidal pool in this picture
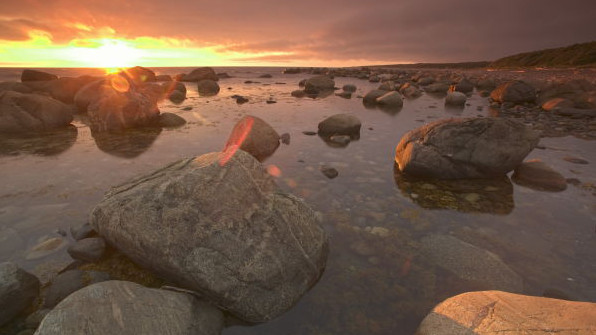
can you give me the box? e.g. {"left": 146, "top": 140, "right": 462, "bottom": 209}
{"left": 1, "top": 67, "right": 595, "bottom": 334}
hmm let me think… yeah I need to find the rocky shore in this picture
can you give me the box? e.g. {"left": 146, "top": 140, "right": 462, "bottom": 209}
{"left": 1, "top": 65, "right": 595, "bottom": 334}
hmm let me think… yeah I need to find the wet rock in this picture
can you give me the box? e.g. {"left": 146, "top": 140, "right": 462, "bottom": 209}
{"left": 91, "top": 127, "right": 162, "bottom": 158}
{"left": 87, "top": 84, "right": 160, "bottom": 132}
{"left": 259, "top": 74, "right": 272, "bottom": 78}
{"left": 181, "top": 67, "right": 218, "bottom": 82}
{"left": 291, "top": 90, "right": 306, "bottom": 98}
{"left": 0, "top": 262, "right": 40, "bottom": 327}
{"left": 342, "top": 84, "right": 357, "bottom": 93}
{"left": 73, "top": 79, "right": 109, "bottom": 113}
{"left": 283, "top": 68, "right": 301, "bottom": 74}
{"left": 90, "top": 150, "right": 328, "bottom": 322}
{"left": 302, "top": 131, "right": 317, "bottom": 136}
{"left": 376, "top": 91, "right": 403, "bottom": 108}
{"left": 168, "top": 90, "right": 186, "bottom": 103}
{"left": 224, "top": 115, "right": 280, "bottom": 161}
{"left": 541, "top": 97, "right": 575, "bottom": 111}
{"left": 423, "top": 83, "right": 450, "bottom": 94}
{"left": 67, "top": 237, "right": 106, "bottom": 262}
{"left": 70, "top": 222, "right": 96, "bottom": 241}
{"left": 21, "top": 69, "right": 58, "bottom": 82}
{"left": 35, "top": 280, "right": 224, "bottom": 335}
{"left": 0, "top": 91, "right": 74, "bottom": 133}
{"left": 320, "top": 165, "right": 339, "bottom": 179}
{"left": 421, "top": 235, "right": 523, "bottom": 292}
{"left": 304, "top": 76, "right": 335, "bottom": 94}
{"left": 217, "top": 72, "right": 232, "bottom": 79}
{"left": 25, "top": 309, "right": 50, "bottom": 329}
{"left": 395, "top": 117, "right": 539, "bottom": 179}
{"left": 454, "top": 78, "right": 474, "bottom": 94}
{"left": 280, "top": 133, "right": 290, "bottom": 145}
{"left": 42, "top": 269, "right": 110, "bottom": 308}
{"left": 335, "top": 91, "right": 352, "bottom": 99}
{"left": 118, "top": 66, "right": 156, "bottom": 85}
{"left": 417, "top": 291, "right": 596, "bottom": 335}
{"left": 235, "top": 96, "right": 249, "bottom": 104}
{"left": 266, "top": 98, "right": 276, "bottom": 104}
{"left": 512, "top": 159, "right": 567, "bottom": 192}
{"left": 553, "top": 108, "right": 596, "bottom": 118}
{"left": 158, "top": 112, "right": 187, "bottom": 128}
{"left": 475, "top": 78, "right": 496, "bottom": 91}
{"left": 444, "top": 91, "right": 467, "bottom": 107}
{"left": 0, "top": 81, "right": 33, "bottom": 93}
{"left": 401, "top": 86, "right": 423, "bottom": 98}
{"left": 417, "top": 77, "right": 434, "bottom": 86}
{"left": 563, "top": 156, "right": 589, "bottom": 164}
{"left": 26, "top": 237, "right": 67, "bottom": 260}
{"left": 328, "top": 135, "right": 351, "bottom": 146}
{"left": 362, "top": 89, "right": 387, "bottom": 105}
{"left": 537, "top": 79, "right": 596, "bottom": 109}
{"left": 318, "top": 114, "right": 361, "bottom": 137}
{"left": 490, "top": 81, "right": 536, "bottom": 104}
{"left": 197, "top": 79, "right": 220, "bottom": 96}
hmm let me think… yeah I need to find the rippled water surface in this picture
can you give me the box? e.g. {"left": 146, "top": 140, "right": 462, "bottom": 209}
{"left": 1, "top": 67, "right": 595, "bottom": 334}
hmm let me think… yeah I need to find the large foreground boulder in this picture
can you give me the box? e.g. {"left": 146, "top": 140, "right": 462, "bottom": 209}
{"left": 416, "top": 291, "right": 596, "bottom": 335}
{"left": 224, "top": 115, "right": 280, "bottom": 161}
{"left": 0, "top": 91, "right": 73, "bottom": 133}
{"left": 0, "top": 262, "right": 40, "bottom": 327}
{"left": 395, "top": 117, "right": 539, "bottom": 179}
{"left": 90, "top": 150, "right": 328, "bottom": 322}
{"left": 35, "top": 281, "right": 224, "bottom": 335}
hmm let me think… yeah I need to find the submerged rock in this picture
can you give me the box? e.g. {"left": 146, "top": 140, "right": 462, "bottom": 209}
{"left": 395, "top": 118, "right": 539, "bottom": 179}
{"left": 512, "top": 159, "right": 567, "bottom": 192}
{"left": 362, "top": 89, "right": 387, "bottom": 105}
{"left": 421, "top": 235, "right": 523, "bottom": 292}
{"left": 318, "top": 114, "right": 361, "bottom": 137}
{"left": 0, "top": 262, "right": 40, "bottom": 327}
{"left": 224, "top": 115, "right": 280, "bottom": 161}
{"left": 90, "top": 150, "right": 328, "bottom": 322}
{"left": 35, "top": 281, "right": 224, "bottom": 335}
{"left": 417, "top": 291, "right": 596, "bottom": 335}
{"left": 444, "top": 91, "right": 467, "bottom": 107}
{"left": 342, "top": 84, "right": 357, "bottom": 93}
{"left": 0, "top": 91, "right": 74, "bottom": 133}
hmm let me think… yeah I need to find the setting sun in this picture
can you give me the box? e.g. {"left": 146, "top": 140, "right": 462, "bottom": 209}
{"left": 65, "top": 38, "right": 144, "bottom": 71}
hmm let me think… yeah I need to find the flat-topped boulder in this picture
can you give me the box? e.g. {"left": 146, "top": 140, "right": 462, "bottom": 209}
{"left": 490, "top": 81, "right": 536, "bottom": 104}
{"left": 417, "top": 291, "right": 596, "bottom": 335}
{"left": 35, "top": 281, "right": 224, "bottom": 335}
{"left": 90, "top": 150, "right": 328, "bottom": 322}
{"left": 181, "top": 67, "right": 219, "bottom": 82}
{"left": 304, "top": 75, "right": 335, "bottom": 94}
{"left": 395, "top": 117, "right": 539, "bottom": 179}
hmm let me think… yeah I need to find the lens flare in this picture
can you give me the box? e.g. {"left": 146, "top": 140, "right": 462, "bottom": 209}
{"left": 219, "top": 116, "right": 254, "bottom": 166}
{"left": 266, "top": 164, "right": 282, "bottom": 177}
{"left": 110, "top": 75, "right": 130, "bottom": 93}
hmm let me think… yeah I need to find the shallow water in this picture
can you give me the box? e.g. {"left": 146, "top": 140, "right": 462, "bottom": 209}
{"left": 1, "top": 67, "right": 595, "bottom": 334}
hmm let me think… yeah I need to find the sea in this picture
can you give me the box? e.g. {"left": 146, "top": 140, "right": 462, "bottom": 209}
{"left": 0, "top": 66, "right": 595, "bottom": 334}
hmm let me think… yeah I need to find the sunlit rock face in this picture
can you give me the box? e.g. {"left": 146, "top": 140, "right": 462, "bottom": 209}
{"left": 395, "top": 117, "right": 539, "bottom": 179}
{"left": 90, "top": 150, "right": 329, "bottom": 323}
{"left": 0, "top": 91, "right": 74, "bottom": 133}
{"left": 417, "top": 291, "right": 596, "bottom": 335}
{"left": 490, "top": 80, "right": 536, "bottom": 104}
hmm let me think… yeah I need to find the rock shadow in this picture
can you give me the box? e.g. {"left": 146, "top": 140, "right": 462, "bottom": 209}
{"left": 0, "top": 125, "right": 78, "bottom": 156}
{"left": 91, "top": 126, "right": 162, "bottom": 159}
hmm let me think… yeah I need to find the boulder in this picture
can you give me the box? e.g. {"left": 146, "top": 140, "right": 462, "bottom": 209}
{"left": 423, "top": 82, "right": 450, "bottom": 94}
{"left": 490, "top": 81, "right": 536, "bottom": 104}
{"left": 35, "top": 281, "right": 224, "bottom": 335}
{"left": 0, "top": 91, "right": 74, "bottom": 133}
{"left": 291, "top": 90, "right": 306, "bottom": 98}
{"left": 0, "top": 81, "right": 33, "bottom": 93}
{"left": 304, "top": 76, "right": 335, "bottom": 94}
{"left": 376, "top": 91, "right": 403, "bottom": 108}
{"left": 416, "top": 291, "right": 596, "bottom": 335}
{"left": 541, "top": 97, "right": 575, "bottom": 111}
{"left": 73, "top": 79, "right": 109, "bottom": 113}
{"left": 119, "top": 66, "right": 156, "bottom": 85}
{"left": 70, "top": 222, "right": 95, "bottom": 241}
{"left": 512, "top": 159, "right": 567, "bottom": 192}
{"left": 21, "top": 69, "right": 58, "bottom": 82}
{"left": 395, "top": 117, "right": 539, "bottom": 179}
{"left": 417, "top": 77, "right": 435, "bottom": 86}
{"left": 362, "top": 89, "right": 388, "bottom": 105}
{"left": 45, "top": 76, "right": 100, "bottom": 103}
{"left": 224, "top": 115, "right": 280, "bottom": 162}
{"left": 42, "top": 270, "right": 110, "bottom": 308}
{"left": 197, "top": 79, "right": 220, "bottom": 96}
{"left": 181, "top": 67, "right": 219, "bottom": 82}
{"left": 87, "top": 85, "right": 160, "bottom": 132}
{"left": 158, "top": 113, "right": 187, "bottom": 128}
{"left": 444, "top": 91, "right": 467, "bottom": 107}
{"left": 537, "top": 79, "right": 596, "bottom": 109}
{"left": 259, "top": 74, "right": 273, "bottom": 78}
{"left": 454, "top": 78, "right": 474, "bottom": 94}
{"left": 342, "top": 84, "right": 357, "bottom": 93}
{"left": 475, "top": 78, "right": 497, "bottom": 91}
{"left": 335, "top": 91, "right": 351, "bottom": 99}
{"left": 421, "top": 235, "right": 523, "bottom": 292}
{"left": 66, "top": 237, "right": 106, "bottom": 262}
{"left": 90, "top": 150, "right": 328, "bottom": 322}
{"left": 401, "top": 85, "right": 423, "bottom": 98}
{"left": 155, "top": 74, "right": 172, "bottom": 81}
{"left": 318, "top": 114, "right": 361, "bottom": 137}
{"left": 0, "top": 262, "right": 40, "bottom": 327}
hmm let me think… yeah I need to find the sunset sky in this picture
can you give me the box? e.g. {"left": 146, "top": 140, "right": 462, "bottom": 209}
{"left": 1, "top": 0, "right": 595, "bottom": 68}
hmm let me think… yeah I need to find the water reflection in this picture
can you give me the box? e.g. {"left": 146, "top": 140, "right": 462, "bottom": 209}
{"left": 91, "top": 127, "right": 162, "bottom": 158}
{"left": 318, "top": 133, "right": 360, "bottom": 148}
{"left": 0, "top": 125, "right": 78, "bottom": 156}
{"left": 393, "top": 164, "right": 514, "bottom": 214}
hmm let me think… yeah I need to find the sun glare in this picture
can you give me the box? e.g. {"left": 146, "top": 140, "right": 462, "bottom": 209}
{"left": 63, "top": 39, "right": 144, "bottom": 72}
